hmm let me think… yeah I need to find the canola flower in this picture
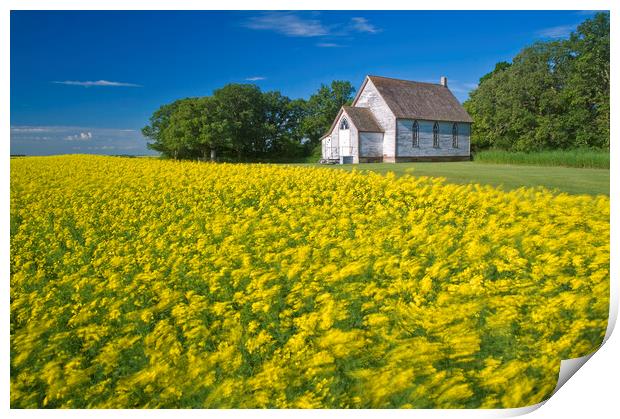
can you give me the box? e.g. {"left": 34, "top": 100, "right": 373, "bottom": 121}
{"left": 10, "top": 155, "right": 609, "bottom": 408}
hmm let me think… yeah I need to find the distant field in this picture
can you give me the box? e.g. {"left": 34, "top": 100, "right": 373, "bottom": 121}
{"left": 303, "top": 162, "right": 609, "bottom": 196}
{"left": 473, "top": 149, "right": 609, "bottom": 169}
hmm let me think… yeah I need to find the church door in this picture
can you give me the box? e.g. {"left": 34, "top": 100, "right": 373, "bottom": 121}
{"left": 339, "top": 118, "right": 351, "bottom": 156}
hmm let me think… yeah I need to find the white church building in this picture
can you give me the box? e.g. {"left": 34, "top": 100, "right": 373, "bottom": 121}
{"left": 320, "top": 75, "right": 473, "bottom": 164}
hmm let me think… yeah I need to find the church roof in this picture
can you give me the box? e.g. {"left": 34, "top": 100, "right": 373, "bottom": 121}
{"left": 342, "top": 106, "right": 383, "bottom": 132}
{"left": 361, "top": 75, "right": 474, "bottom": 123}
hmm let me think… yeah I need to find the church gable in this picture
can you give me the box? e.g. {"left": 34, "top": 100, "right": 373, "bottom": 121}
{"left": 352, "top": 77, "right": 395, "bottom": 126}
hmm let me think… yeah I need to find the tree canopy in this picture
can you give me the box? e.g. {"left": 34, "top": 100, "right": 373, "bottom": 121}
{"left": 464, "top": 12, "right": 609, "bottom": 152}
{"left": 142, "top": 84, "right": 305, "bottom": 160}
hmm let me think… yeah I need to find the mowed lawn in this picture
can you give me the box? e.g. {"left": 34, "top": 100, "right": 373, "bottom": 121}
{"left": 301, "top": 162, "right": 609, "bottom": 196}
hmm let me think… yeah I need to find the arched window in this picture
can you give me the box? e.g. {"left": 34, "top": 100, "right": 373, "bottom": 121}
{"left": 339, "top": 118, "right": 349, "bottom": 130}
{"left": 412, "top": 120, "right": 419, "bottom": 147}
{"left": 452, "top": 123, "right": 458, "bottom": 148}
{"left": 433, "top": 122, "right": 440, "bottom": 148}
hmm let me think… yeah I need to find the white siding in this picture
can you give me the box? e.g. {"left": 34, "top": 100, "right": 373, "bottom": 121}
{"left": 327, "top": 116, "right": 341, "bottom": 153}
{"left": 321, "top": 136, "right": 336, "bottom": 159}
{"left": 342, "top": 112, "right": 360, "bottom": 163}
{"left": 396, "top": 120, "right": 471, "bottom": 158}
{"left": 359, "top": 132, "right": 383, "bottom": 157}
{"left": 354, "top": 79, "right": 396, "bottom": 162}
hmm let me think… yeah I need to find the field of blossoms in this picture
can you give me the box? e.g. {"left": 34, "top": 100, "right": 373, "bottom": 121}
{"left": 10, "top": 155, "right": 609, "bottom": 408}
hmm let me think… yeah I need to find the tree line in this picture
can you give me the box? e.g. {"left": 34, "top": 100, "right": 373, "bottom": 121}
{"left": 464, "top": 12, "right": 609, "bottom": 152}
{"left": 142, "top": 81, "right": 354, "bottom": 161}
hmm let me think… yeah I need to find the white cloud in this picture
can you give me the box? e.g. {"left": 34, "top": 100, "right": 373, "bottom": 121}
{"left": 245, "top": 76, "right": 266, "bottom": 81}
{"left": 52, "top": 80, "right": 142, "bottom": 87}
{"left": 447, "top": 81, "right": 479, "bottom": 94}
{"left": 11, "top": 135, "right": 53, "bottom": 142}
{"left": 449, "top": 86, "right": 470, "bottom": 94}
{"left": 10, "top": 127, "right": 51, "bottom": 133}
{"left": 316, "top": 43, "right": 343, "bottom": 48}
{"left": 87, "top": 145, "right": 116, "bottom": 150}
{"left": 243, "top": 12, "right": 328, "bottom": 37}
{"left": 350, "top": 17, "right": 380, "bottom": 34}
{"left": 72, "top": 145, "right": 117, "bottom": 151}
{"left": 537, "top": 24, "right": 578, "bottom": 39}
{"left": 242, "top": 13, "right": 381, "bottom": 40}
{"left": 65, "top": 132, "right": 93, "bottom": 141}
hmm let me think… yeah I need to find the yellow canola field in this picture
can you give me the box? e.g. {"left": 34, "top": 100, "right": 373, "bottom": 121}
{"left": 10, "top": 155, "right": 609, "bottom": 408}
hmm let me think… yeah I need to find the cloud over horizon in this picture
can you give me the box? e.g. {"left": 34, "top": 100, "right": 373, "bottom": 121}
{"left": 10, "top": 126, "right": 155, "bottom": 156}
{"left": 245, "top": 76, "right": 266, "bottom": 81}
{"left": 52, "top": 80, "right": 142, "bottom": 87}
{"left": 537, "top": 24, "right": 578, "bottom": 39}
{"left": 65, "top": 131, "right": 93, "bottom": 141}
{"left": 448, "top": 81, "right": 479, "bottom": 95}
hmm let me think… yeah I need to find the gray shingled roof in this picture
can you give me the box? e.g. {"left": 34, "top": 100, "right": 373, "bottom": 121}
{"left": 342, "top": 106, "right": 383, "bottom": 132}
{"left": 366, "top": 75, "right": 474, "bottom": 123}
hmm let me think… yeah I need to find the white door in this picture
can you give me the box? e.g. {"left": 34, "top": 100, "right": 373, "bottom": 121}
{"left": 325, "top": 137, "right": 331, "bottom": 158}
{"left": 340, "top": 130, "right": 351, "bottom": 156}
{"left": 339, "top": 118, "right": 351, "bottom": 156}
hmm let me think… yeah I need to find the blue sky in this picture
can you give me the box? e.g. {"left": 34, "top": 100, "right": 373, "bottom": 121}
{"left": 10, "top": 10, "right": 600, "bottom": 155}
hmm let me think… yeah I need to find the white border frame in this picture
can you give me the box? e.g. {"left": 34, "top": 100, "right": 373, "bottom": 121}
{"left": 2, "top": 2, "right": 616, "bottom": 417}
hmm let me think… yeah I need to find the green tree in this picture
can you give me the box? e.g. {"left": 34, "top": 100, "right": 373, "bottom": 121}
{"left": 142, "top": 100, "right": 183, "bottom": 157}
{"left": 465, "top": 41, "right": 572, "bottom": 151}
{"left": 464, "top": 12, "right": 609, "bottom": 152}
{"left": 142, "top": 97, "right": 220, "bottom": 160}
{"left": 262, "top": 92, "right": 306, "bottom": 157}
{"left": 300, "top": 80, "right": 355, "bottom": 146}
{"left": 478, "top": 61, "right": 511, "bottom": 86}
{"left": 164, "top": 98, "right": 207, "bottom": 159}
{"left": 209, "top": 84, "right": 267, "bottom": 159}
{"left": 196, "top": 97, "right": 223, "bottom": 160}
{"left": 564, "top": 12, "right": 610, "bottom": 148}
